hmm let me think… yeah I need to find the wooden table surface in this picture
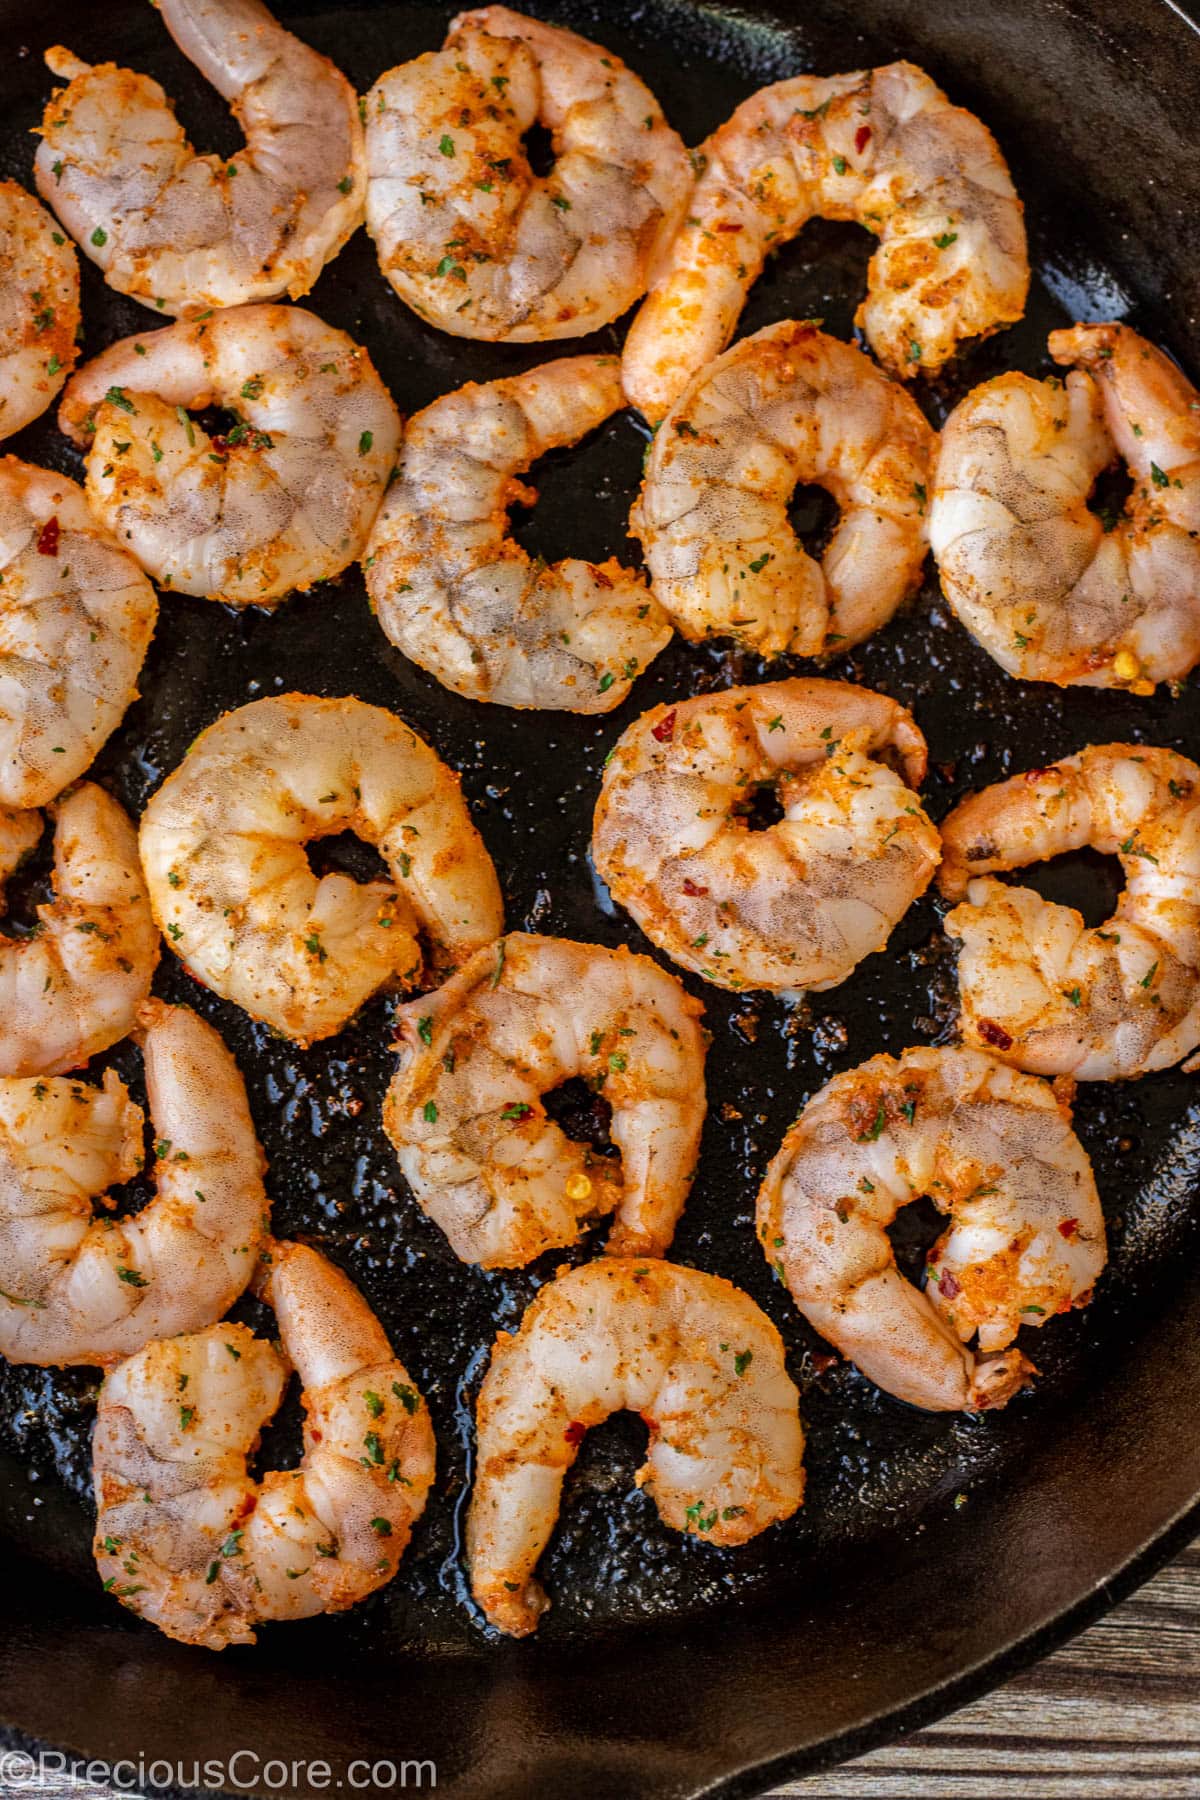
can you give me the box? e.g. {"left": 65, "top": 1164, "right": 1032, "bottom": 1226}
{"left": 2, "top": 1539, "right": 1197, "bottom": 1798}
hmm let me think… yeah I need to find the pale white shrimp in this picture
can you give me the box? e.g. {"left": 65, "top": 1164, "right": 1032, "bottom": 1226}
{"left": 0, "top": 999, "right": 268, "bottom": 1367}
{"left": 364, "top": 6, "right": 692, "bottom": 342}
{"left": 139, "top": 695, "right": 504, "bottom": 1045}
{"left": 758, "top": 1046, "right": 1105, "bottom": 1411}
{"left": 0, "top": 182, "right": 80, "bottom": 441}
{"left": 592, "top": 679, "right": 941, "bottom": 994}
{"left": 36, "top": 0, "right": 364, "bottom": 318}
{"left": 939, "top": 745, "right": 1200, "bottom": 1079}
{"left": 467, "top": 1257, "right": 804, "bottom": 1635}
{"left": 0, "top": 784, "right": 158, "bottom": 1078}
{"left": 0, "top": 457, "right": 157, "bottom": 808}
{"left": 58, "top": 305, "right": 401, "bottom": 609}
{"left": 631, "top": 322, "right": 935, "bottom": 658}
{"left": 384, "top": 933, "right": 706, "bottom": 1268}
{"left": 93, "top": 1238, "right": 435, "bottom": 1649}
{"left": 364, "top": 355, "right": 670, "bottom": 710}
{"left": 622, "top": 62, "right": 1028, "bottom": 423}
{"left": 930, "top": 323, "right": 1200, "bottom": 690}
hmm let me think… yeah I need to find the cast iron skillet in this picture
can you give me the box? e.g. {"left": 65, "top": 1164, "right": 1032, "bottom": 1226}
{"left": 1, "top": 0, "right": 1199, "bottom": 1794}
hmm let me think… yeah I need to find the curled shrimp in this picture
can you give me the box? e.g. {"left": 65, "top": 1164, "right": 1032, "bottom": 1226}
{"left": 364, "top": 6, "right": 692, "bottom": 341}
{"left": 384, "top": 933, "right": 706, "bottom": 1267}
{"left": 58, "top": 305, "right": 401, "bottom": 609}
{"left": 940, "top": 745, "right": 1200, "bottom": 1079}
{"left": 36, "top": 0, "right": 364, "bottom": 317}
{"left": 93, "top": 1239, "right": 435, "bottom": 1649}
{"left": 467, "top": 1257, "right": 804, "bottom": 1636}
{"left": 139, "top": 694, "right": 504, "bottom": 1045}
{"left": 631, "top": 322, "right": 935, "bottom": 658}
{"left": 0, "top": 457, "right": 157, "bottom": 808}
{"left": 364, "top": 355, "right": 670, "bottom": 711}
{"left": 0, "top": 183, "right": 80, "bottom": 441}
{"left": 0, "top": 999, "right": 268, "bottom": 1367}
{"left": 930, "top": 323, "right": 1200, "bottom": 691}
{"left": 758, "top": 1046, "right": 1105, "bottom": 1411}
{"left": 622, "top": 63, "right": 1028, "bottom": 423}
{"left": 592, "top": 679, "right": 941, "bottom": 993}
{"left": 0, "top": 784, "right": 158, "bottom": 1078}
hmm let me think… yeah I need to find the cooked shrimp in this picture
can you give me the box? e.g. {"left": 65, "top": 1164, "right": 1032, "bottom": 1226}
{"left": 58, "top": 305, "right": 401, "bottom": 609}
{"left": 758, "top": 1046, "right": 1104, "bottom": 1411}
{"left": 631, "top": 322, "right": 935, "bottom": 658}
{"left": 384, "top": 933, "right": 706, "bottom": 1267}
{"left": 940, "top": 745, "right": 1200, "bottom": 1079}
{"left": 364, "top": 355, "right": 670, "bottom": 710}
{"left": 467, "top": 1257, "right": 803, "bottom": 1635}
{"left": 0, "top": 999, "right": 268, "bottom": 1367}
{"left": 139, "top": 694, "right": 504, "bottom": 1045}
{"left": 0, "top": 183, "right": 80, "bottom": 441}
{"left": 0, "top": 784, "right": 158, "bottom": 1079}
{"left": 592, "top": 679, "right": 940, "bottom": 993}
{"left": 36, "top": 0, "right": 364, "bottom": 318}
{"left": 364, "top": 6, "right": 692, "bottom": 342}
{"left": 0, "top": 457, "right": 157, "bottom": 808}
{"left": 622, "top": 62, "right": 1028, "bottom": 423}
{"left": 93, "top": 1239, "right": 435, "bottom": 1649}
{"left": 930, "top": 323, "right": 1200, "bottom": 690}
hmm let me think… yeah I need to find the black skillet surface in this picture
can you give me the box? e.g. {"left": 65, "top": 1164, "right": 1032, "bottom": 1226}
{"left": 1, "top": 0, "right": 1200, "bottom": 1794}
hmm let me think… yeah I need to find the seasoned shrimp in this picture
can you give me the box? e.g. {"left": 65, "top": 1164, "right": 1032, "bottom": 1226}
{"left": 592, "top": 680, "right": 941, "bottom": 993}
{"left": 0, "top": 1000, "right": 268, "bottom": 1367}
{"left": 940, "top": 745, "right": 1200, "bottom": 1079}
{"left": 364, "top": 6, "right": 692, "bottom": 341}
{"left": 364, "top": 355, "right": 670, "bottom": 710}
{"left": 0, "top": 784, "right": 158, "bottom": 1078}
{"left": 93, "top": 1239, "right": 435, "bottom": 1648}
{"left": 0, "top": 183, "right": 80, "bottom": 441}
{"left": 631, "top": 322, "right": 935, "bottom": 658}
{"left": 58, "top": 305, "right": 401, "bottom": 609}
{"left": 36, "top": 0, "right": 364, "bottom": 317}
{"left": 384, "top": 934, "right": 706, "bottom": 1267}
{"left": 930, "top": 323, "right": 1200, "bottom": 690}
{"left": 758, "top": 1047, "right": 1105, "bottom": 1411}
{"left": 0, "top": 458, "right": 157, "bottom": 808}
{"left": 139, "top": 695, "right": 504, "bottom": 1045}
{"left": 622, "top": 62, "right": 1028, "bottom": 422}
{"left": 467, "top": 1257, "right": 804, "bottom": 1635}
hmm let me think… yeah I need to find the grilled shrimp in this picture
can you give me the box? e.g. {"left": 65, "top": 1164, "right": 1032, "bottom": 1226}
{"left": 364, "top": 355, "right": 670, "bottom": 710}
{"left": 592, "top": 680, "right": 940, "bottom": 993}
{"left": 139, "top": 695, "right": 504, "bottom": 1045}
{"left": 0, "top": 785, "right": 158, "bottom": 1079}
{"left": 631, "top": 322, "right": 935, "bottom": 658}
{"left": 58, "top": 306, "right": 401, "bottom": 609}
{"left": 0, "top": 1000, "right": 268, "bottom": 1367}
{"left": 0, "top": 458, "right": 157, "bottom": 809}
{"left": 0, "top": 183, "right": 80, "bottom": 441}
{"left": 364, "top": 6, "right": 692, "bottom": 342}
{"left": 93, "top": 1239, "right": 435, "bottom": 1649}
{"left": 384, "top": 933, "right": 706, "bottom": 1267}
{"left": 940, "top": 745, "right": 1200, "bottom": 1079}
{"left": 36, "top": 0, "right": 364, "bottom": 317}
{"left": 758, "top": 1047, "right": 1104, "bottom": 1411}
{"left": 622, "top": 62, "right": 1028, "bottom": 422}
{"left": 467, "top": 1257, "right": 804, "bottom": 1635}
{"left": 930, "top": 323, "right": 1200, "bottom": 690}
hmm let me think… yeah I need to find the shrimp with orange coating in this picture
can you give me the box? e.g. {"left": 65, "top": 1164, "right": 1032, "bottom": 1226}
{"left": 0, "top": 183, "right": 80, "bottom": 440}
{"left": 467, "top": 1257, "right": 804, "bottom": 1635}
{"left": 758, "top": 1046, "right": 1105, "bottom": 1411}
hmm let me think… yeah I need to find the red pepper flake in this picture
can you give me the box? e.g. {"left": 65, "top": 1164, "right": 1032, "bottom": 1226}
{"left": 641, "top": 1412, "right": 659, "bottom": 1433}
{"left": 1057, "top": 1217, "right": 1079, "bottom": 1239}
{"left": 651, "top": 708, "right": 677, "bottom": 743}
{"left": 810, "top": 1351, "right": 839, "bottom": 1376}
{"left": 563, "top": 1421, "right": 586, "bottom": 1446}
{"left": 35, "top": 516, "right": 60, "bottom": 556}
{"left": 209, "top": 436, "right": 230, "bottom": 457}
{"left": 938, "top": 1268, "right": 962, "bottom": 1300}
{"left": 977, "top": 1018, "right": 1013, "bottom": 1051}
{"left": 681, "top": 877, "right": 709, "bottom": 896}
{"left": 854, "top": 125, "right": 872, "bottom": 152}
{"left": 1023, "top": 764, "right": 1062, "bottom": 784}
